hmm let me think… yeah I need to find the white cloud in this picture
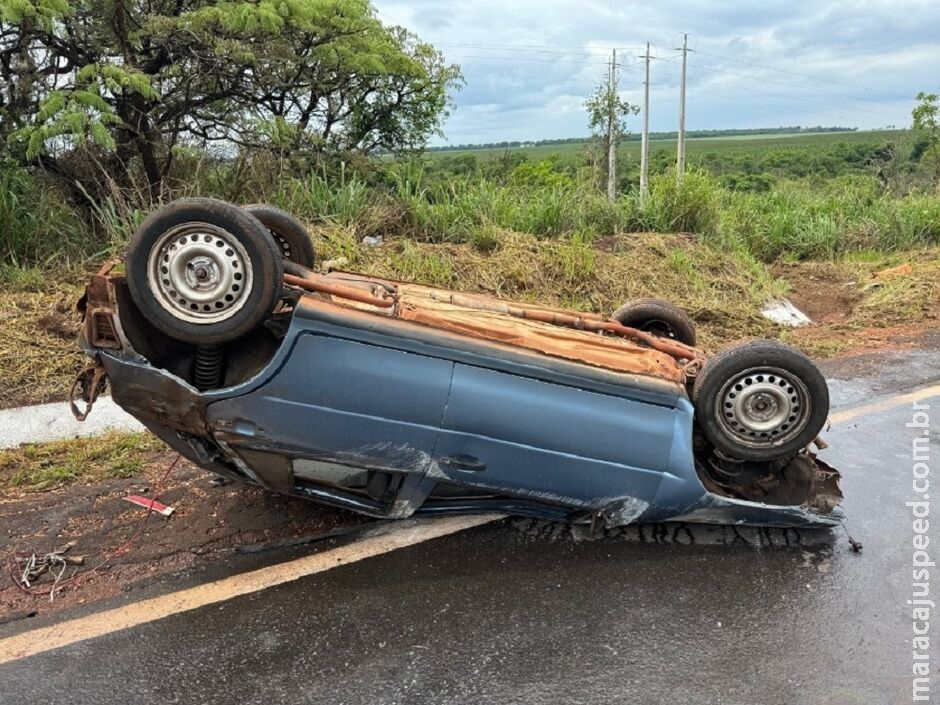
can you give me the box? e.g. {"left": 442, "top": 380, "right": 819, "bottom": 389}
{"left": 375, "top": 0, "right": 940, "bottom": 143}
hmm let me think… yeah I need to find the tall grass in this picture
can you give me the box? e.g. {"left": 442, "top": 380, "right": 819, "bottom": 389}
{"left": 720, "top": 181, "right": 940, "bottom": 260}
{"left": 275, "top": 169, "right": 375, "bottom": 227}
{"left": 0, "top": 167, "right": 90, "bottom": 267}
{"left": 2, "top": 155, "right": 938, "bottom": 270}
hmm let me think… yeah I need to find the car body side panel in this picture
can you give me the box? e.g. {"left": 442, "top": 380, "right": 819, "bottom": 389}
{"left": 431, "top": 364, "right": 684, "bottom": 514}
{"left": 206, "top": 334, "right": 454, "bottom": 497}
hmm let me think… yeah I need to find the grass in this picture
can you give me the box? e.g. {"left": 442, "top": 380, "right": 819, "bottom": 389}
{"left": 262, "top": 166, "right": 939, "bottom": 262}
{"left": 312, "top": 226, "right": 786, "bottom": 349}
{"left": 0, "top": 166, "right": 94, "bottom": 268}
{"left": 853, "top": 255, "right": 940, "bottom": 325}
{"left": 311, "top": 223, "right": 939, "bottom": 356}
{"left": 0, "top": 431, "right": 164, "bottom": 492}
{"left": 0, "top": 270, "right": 86, "bottom": 408}
{"left": 3, "top": 131, "right": 938, "bottom": 270}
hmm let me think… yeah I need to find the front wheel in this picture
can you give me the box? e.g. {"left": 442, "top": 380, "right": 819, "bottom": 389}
{"left": 125, "top": 198, "right": 284, "bottom": 345}
{"left": 692, "top": 340, "right": 829, "bottom": 462}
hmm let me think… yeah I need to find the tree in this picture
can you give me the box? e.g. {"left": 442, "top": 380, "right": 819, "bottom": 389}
{"left": 912, "top": 91, "right": 940, "bottom": 185}
{"left": 584, "top": 76, "right": 637, "bottom": 195}
{"left": 0, "top": 0, "right": 461, "bottom": 196}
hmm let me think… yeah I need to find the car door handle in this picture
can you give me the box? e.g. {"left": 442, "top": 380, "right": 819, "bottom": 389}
{"left": 440, "top": 454, "right": 487, "bottom": 472}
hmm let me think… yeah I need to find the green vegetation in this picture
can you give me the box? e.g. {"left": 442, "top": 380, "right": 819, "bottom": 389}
{"left": 0, "top": 0, "right": 460, "bottom": 196}
{"left": 1, "top": 5, "right": 935, "bottom": 275}
{"left": 0, "top": 431, "right": 163, "bottom": 492}
{"left": 428, "top": 129, "right": 909, "bottom": 185}
{"left": 2, "top": 137, "right": 937, "bottom": 273}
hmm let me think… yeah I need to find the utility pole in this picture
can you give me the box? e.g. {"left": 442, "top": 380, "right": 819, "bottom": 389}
{"left": 640, "top": 42, "right": 651, "bottom": 204}
{"left": 677, "top": 33, "right": 688, "bottom": 180}
{"left": 607, "top": 48, "right": 617, "bottom": 201}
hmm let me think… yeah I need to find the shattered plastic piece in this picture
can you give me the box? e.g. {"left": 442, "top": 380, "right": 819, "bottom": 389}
{"left": 123, "top": 495, "right": 175, "bottom": 517}
{"left": 760, "top": 298, "right": 812, "bottom": 327}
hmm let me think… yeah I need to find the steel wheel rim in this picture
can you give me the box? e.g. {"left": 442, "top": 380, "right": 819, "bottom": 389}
{"left": 269, "top": 229, "right": 292, "bottom": 260}
{"left": 639, "top": 318, "right": 677, "bottom": 339}
{"left": 147, "top": 222, "right": 253, "bottom": 324}
{"left": 713, "top": 366, "right": 812, "bottom": 449}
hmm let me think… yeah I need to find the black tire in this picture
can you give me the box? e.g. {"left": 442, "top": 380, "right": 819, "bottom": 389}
{"left": 611, "top": 298, "right": 697, "bottom": 346}
{"left": 692, "top": 340, "right": 829, "bottom": 462}
{"left": 125, "top": 197, "right": 284, "bottom": 345}
{"left": 242, "top": 204, "right": 316, "bottom": 269}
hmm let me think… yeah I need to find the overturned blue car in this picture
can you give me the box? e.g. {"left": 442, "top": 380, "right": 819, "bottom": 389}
{"left": 75, "top": 198, "right": 843, "bottom": 529}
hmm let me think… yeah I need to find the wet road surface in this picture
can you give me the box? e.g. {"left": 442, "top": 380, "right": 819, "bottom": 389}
{"left": 0, "top": 345, "right": 937, "bottom": 705}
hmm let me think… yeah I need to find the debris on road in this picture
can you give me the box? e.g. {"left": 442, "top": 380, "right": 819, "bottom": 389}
{"left": 761, "top": 298, "right": 812, "bottom": 327}
{"left": 1, "top": 456, "right": 355, "bottom": 618}
{"left": 123, "top": 494, "right": 175, "bottom": 516}
{"left": 10, "top": 542, "right": 85, "bottom": 601}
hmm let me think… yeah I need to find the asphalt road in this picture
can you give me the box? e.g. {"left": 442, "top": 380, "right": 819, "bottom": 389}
{"left": 1, "top": 342, "right": 938, "bottom": 705}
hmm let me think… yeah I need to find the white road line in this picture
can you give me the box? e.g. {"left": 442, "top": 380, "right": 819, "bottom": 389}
{"left": 829, "top": 383, "right": 940, "bottom": 425}
{"left": 0, "top": 514, "right": 501, "bottom": 665}
{"left": 0, "top": 397, "right": 143, "bottom": 449}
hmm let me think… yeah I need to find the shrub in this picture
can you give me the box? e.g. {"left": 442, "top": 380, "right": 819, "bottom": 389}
{"left": 641, "top": 170, "right": 721, "bottom": 236}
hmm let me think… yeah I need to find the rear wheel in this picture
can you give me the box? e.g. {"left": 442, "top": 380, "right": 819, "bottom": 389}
{"left": 692, "top": 340, "right": 829, "bottom": 461}
{"left": 125, "top": 198, "right": 283, "bottom": 345}
{"left": 611, "top": 298, "right": 697, "bottom": 346}
{"left": 242, "top": 204, "right": 316, "bottom": 269}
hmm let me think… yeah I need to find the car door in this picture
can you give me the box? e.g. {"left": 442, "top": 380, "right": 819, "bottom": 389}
{"left": 207, "top": 333, "right": 454, "bottom": 501}
{"left": 431, "top": 363, "right": 680, "bottom": 511}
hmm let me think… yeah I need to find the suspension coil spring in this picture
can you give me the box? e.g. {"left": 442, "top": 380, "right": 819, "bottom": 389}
{"left": 194, "top": 344, "right": 224, "bottom": 391}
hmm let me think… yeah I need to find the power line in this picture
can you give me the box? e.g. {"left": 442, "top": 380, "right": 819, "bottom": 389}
{"left": 622, "top": 62, "right": 908, "bottom": 126}
{"left": 685, "top": 70, "right": 906, "bottom": 120}
{"left": 433, "top": 42, "right": 615, "bottom": 57}
{"left": 639, "top": 42, "right": 651, "bottom": 201}
{"left": 658, "top": 53, "right": 911, "bottom": 106}
{"left": 443, "top": 44, "right": 912, "bottom": 119}
{"left": 677, "top": 33, "right": 688, "bottom": 178}
{"left": 642, "top": 55, "right": 909, "bottom": 120}
{"left": 690, "top": 48, "right": 903, "bottom": 97}
{"left": 449, "top": 49, "right": 908, "bottom": 122}
{"left": 443, "top": 41, "right": 912, "bottom": 100}
{"left": 607, "top": 49, "right": 617, "bottom": 201}
{"left": 427, "top": 40, "right": 911, "bottom": 140}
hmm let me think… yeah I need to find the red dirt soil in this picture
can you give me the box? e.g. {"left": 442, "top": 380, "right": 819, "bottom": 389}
{"left": 0, "top": 455, "right": 360, "bottom": 621}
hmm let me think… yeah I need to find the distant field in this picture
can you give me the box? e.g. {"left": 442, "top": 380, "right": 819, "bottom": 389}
{"left": 428, "top": 129, "right": 905, "bottom": 162}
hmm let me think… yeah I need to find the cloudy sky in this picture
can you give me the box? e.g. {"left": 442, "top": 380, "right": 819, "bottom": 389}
{"left": 374, "top": 0, "right": 940, "bottom": 146}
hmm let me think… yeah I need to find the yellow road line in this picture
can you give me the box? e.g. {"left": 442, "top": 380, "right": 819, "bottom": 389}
{"left": 829, "top": 383, "right": 940, "bottom": 425}
{"left": 0, "top": 514, "right": 500, "bottom": 665}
